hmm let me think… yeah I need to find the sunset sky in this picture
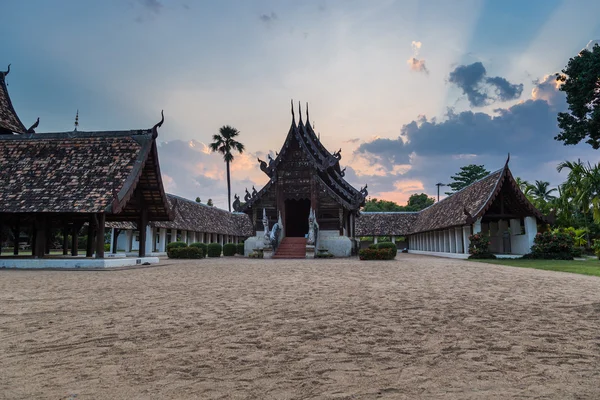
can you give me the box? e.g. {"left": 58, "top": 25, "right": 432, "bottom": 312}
{"left": 2, "top": 0, "right": 600, "bottom": 209}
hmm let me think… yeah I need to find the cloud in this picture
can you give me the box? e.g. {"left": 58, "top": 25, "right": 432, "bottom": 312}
{"left": 407, "top": 41, "right": 428, "bottom": 74}
{"left": 259, "top": 12, "right": 277, "bottom": 25}
{"left": 140, "top": 0, "right": 162, "bottom": 14}
{"left": 448, "top": 62, "right": 523, "bottom": 107}
{"left": 351, "top": 72, "right": 599, "bottom": 200}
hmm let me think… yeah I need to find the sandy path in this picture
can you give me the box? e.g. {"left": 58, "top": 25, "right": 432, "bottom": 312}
{"left": 1, "top": 255, "right": 599, "bottom": 399}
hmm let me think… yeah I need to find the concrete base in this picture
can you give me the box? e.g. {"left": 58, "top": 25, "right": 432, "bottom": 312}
{"left": 408, "top": 250, "right": 524, "bottom": 259}
{"left": 0, "top": 257, "right": 160, "bottom": 269}
{"left": 305, "top": 245, "right": 315, "bottom": 259}
{"left": 263, "top": 246, "right": 274, "bottom": 259}
{"left": 318, "top": 231, "right": 352, "bottom": 257}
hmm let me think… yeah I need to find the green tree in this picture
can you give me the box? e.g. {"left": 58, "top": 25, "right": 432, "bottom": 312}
{"left": 207, "top": 198, "right": 214, "bottom": 207}
{"left": 210, "top": 125, "right": 245, "bottom": 212}
{"left": 446, "top": 164, "right": 490, "bottom": 195}
{"left": 195, "top": 197, "right": 201, "bottom": 203}
{"left": 363, "top": 198, "right": 404, "bottom": 212}
{"left": 558, "top": 160, "right": 600, "bottom": 223}
{"left": 405, "top": 193, "right": 434, "bottom": 211}
{"left": 555, "top": 43, "right": 600, "bottom": 148}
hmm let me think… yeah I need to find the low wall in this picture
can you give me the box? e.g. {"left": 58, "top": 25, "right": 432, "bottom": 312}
{"left": 318, "top": 230, "right": 352, "bottom": 257}
{"left": 0, "top": 257, "right": 160, "bottom": 269}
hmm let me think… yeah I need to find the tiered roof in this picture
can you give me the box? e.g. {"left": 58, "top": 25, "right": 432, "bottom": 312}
{"left": 152, "top": 194, "right": 254, "bottom": 236}
{"left": 0, "top": 65, "right": 30, "bottom": 134}
{"left": 240, "top": 101, "right": 366, "bottom": 211}
{"left": 356, "top": 160, "right": 547, "bottom": 236}
{"left": 0, "top": 127, "right": 171, "bottom": 221}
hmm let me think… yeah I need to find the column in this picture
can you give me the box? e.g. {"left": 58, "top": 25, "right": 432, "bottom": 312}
{"left": 462, "top": 225, "right": 471, "bottom": 254}
{"left": 125, "top": 229, "right": 133, "bottom": 252}
{"left": 109, "top": 227, "right": 115, "bottom": 254}
{"left": 170, "top": 229, "right": 177, "bottom": 243}
{"left": 524, "top": 216, "right": 537, "bottom": 251}
{"left": 444, "top": 230, "right": 450, "bottom": 252}
{"left": 449, "top": 229, "right": 456, "bottom": 253}
{"left": 473, "top": 217, "right": 482, "bottom": 234}
{"left": 200, "top": 232, "right": 205, "bottom": 243}
{"left": 159, "top": 228, "right": 167, "bottom": 252}
{"left": 454, "top": 227, "right": 462, "bottom": 253}
{"left": 145, "top": 226, "right": 153, "bottom": 254}
{"left": 374, "top": 236, "right": 378, "bottom": 244}
{"left": 181, "top": 230, "right": 187, "bottom": 244}
{"left": 392, "top": 236, "right": 396, "bottom": 244}
{"left": 96, "top": 213, "right": 106, "bottom": 259}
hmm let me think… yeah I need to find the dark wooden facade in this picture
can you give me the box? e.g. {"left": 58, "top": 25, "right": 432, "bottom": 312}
{"left": 234, "top": 102, "right": 367, "bottom": 239}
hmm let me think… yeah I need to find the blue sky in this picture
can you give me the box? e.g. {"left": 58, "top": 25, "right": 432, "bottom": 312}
{"left": 2, "top": 0, "right": 600, "bottom": 208}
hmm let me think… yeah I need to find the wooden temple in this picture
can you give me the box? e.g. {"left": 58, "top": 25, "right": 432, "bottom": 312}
{"left": 235, "top": 101, "right": 367, "bottom": 257}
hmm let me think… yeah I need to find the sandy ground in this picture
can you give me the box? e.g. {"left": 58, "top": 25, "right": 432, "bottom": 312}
{"left": 1, "top": 255, "right": 600, "bottom": 399}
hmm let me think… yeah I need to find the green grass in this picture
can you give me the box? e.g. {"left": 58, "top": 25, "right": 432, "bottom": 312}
{"left": 472, "top": 258, "right": 600, "bottom": 277}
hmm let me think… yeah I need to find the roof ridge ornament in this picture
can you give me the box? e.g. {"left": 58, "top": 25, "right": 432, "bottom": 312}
{"left": 298, "top": 101, "right": 302, "bottom": 124}
{"left": 152, "top": 110, "right": 164, "bottom": 139}
{"left": 505, "top": 153, "right": 510, "bottom": 166}
{"left": 306, "top": 102, "right": 309, "bottom": 125}
{"left": 26, "top": 117, "right": 39, "bottom": 134}
{"left": 2, "top": 63, "right": 10, "bottom": 77}
{"left": 290, "top": 99, "right": 295, "bottom": 124}
{"left": 74, "top": 109, "right": 79, "bottom": 132}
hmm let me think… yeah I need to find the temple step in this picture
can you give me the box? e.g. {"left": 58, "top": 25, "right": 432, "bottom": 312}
{"left": 273, "top": 237, "right": 307, "bottom": 259}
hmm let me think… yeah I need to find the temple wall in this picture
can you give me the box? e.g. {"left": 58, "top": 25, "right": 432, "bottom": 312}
{"left": 318, "top": 230, "right": 352, "bottom": 257}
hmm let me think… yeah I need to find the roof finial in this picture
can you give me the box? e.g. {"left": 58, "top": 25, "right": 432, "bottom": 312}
{"left": 298, "top": 101, "right": 302, "bottom": 123}
{"left": 152, "top": 110, "right": 164, "bottom": 139}
{"left": 306, "top": 102, "right": 310, "bottom": 125}
{"left": 74, "top": 109, "right": 79, "bottom": 132}
{"left": 505, "top": 153, "right": 510, "bottom": 166}
{"left": 291, "top": 99, "right": 295, "bottom": 123}
{"left": 27, "top": 117, "right": 40, "bottom": 134}
{"left": 3, "top": 64, "right": 10, "bottom": 76}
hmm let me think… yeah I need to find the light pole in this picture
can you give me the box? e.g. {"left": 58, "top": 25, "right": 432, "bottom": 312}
{"left": 435, "top": 183, "right": 446, "bottom": 202}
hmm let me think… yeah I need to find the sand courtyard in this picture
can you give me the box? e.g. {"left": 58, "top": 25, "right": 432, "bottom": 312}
{"left": 1, "top": 255, "right": 599, "bottom": 399}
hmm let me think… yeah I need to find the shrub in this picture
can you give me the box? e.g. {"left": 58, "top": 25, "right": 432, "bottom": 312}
{"left": 169, "top": 246, "right": 203, "bottom": 259}
{"left": 359, "top": 248, "right": 394, "bottom": 260}
{"left": 572, "top": 246, "right": 584, "bottom": 258}
{"left": 236, "top": 243, "right": 245, "bottom": 255}
{"left": 527, "top": 231, "right": 574, "bottom": 260}
{"left": 190, "top": 242, "right": 208, "bottom": 258}
{"left": 223, "top": 243, "right": 237, "bottom": 256}
{"left": 167, "top": 241, "right": 188, "bottom": 258}
{"left": 104, "top": 243, "right": 110, "bottom": 252}
{"left": 592, "top": 239, "right": 600, "bottom": 260}
{"left": 316, "top": 252, "right": 334, "bottom": 258}
{"left": 207, "top": 243, "right": 222, "bottom": 257}
{"left": 249, "top": 250, "right": 263, "bottom": 259}
{"left": 368, "top": 244, "right": 378, "bottom": 250}
{"left": 376, "top": 241, "right": 397, "bottom": 259}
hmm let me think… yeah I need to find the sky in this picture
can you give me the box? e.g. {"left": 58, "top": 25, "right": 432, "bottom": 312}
{"left": 2, "top": 0, "right": 600, "bottom": 209}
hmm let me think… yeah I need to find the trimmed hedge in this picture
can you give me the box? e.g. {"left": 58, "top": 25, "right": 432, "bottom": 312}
{"left": 169, "top": 246, "right": 203, "bottom": 259}
{"left": 236, "top": 243, "right": 245, "bottom": 255}
{"left": 359, "top": 248, "right": 395, "bottom": 260}
{"left": 167, "top": 241, "right": 188, "bottom": 257}
{"left": 522, "top": 252, "right": 573, "bottom": 260}
{"left": 190, "top": 242, "right": 207, "bottom": 258}
{"left": 223, "top": 243, "right": 237, "bottom": 256}
{"left": 376, "top": 242, "right": 397, "bottom": 258}
{"left": 207, "top": 243, "right": 222, "bottom": 257}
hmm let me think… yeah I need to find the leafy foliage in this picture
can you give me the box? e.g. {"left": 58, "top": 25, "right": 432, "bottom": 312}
{"left": 223, "top": 243, "right": 237, "bottom": 256}
{"left": 364, "top": 193, "right": 434, "bottom": 212}
{"left": 207, "top": 199, "right": 214, "bottom": 207}
{"left": 446, "top": 164, "right": 490, "bottom": 195}
{"left": 195, "top": 197, "right": 201, "bottom": 203}
{"left": 525, "top": 231, "right": 575, "bottom": 260}
{"left": 167, "top": 241, "right": 188, "bottom": 258}
{"left": 236, "top": 243, "right": 245, "bottom": 255}
{"left": 169, "top": 246, "right": 203, "bottom": 259}
{"left": 190, "top": 242, "right": 208, "bottom": 258}
{"left": 207, "top": 243, "right": 222, "bottom": 257}
{"left": 359, "top": 247, "right": 395, "bottom": 260}
{"left": 468, "top": 233, "right": 495, "bottom": 259}
{"left": 375, "top": 242, "right": 398, "bottom": 258}
{"left": 555, "top": 43, "right": 600, "bottom": 148}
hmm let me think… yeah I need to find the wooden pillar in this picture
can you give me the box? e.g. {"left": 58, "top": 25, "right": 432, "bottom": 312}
{"left": 62, "top": 222, "right": 69, "bottom": 256}
{"left": 112, "top": 229, "right": 120, "bottom": 254}
{"left": 71, "top": 224, "right": 79, "bottom": 257}
{"left": 138, "top": 207, "right": 148, "bottom": 258}
{"left": 86, "top": 215, "right": 96, "bottom": 257}
{"left": 12, "top": 218, "right": 20, "bottom": 256}
{"left": 34, "top": 216, "right": 46, "bottom": 258}
{"left": 96, "top": 213, "right": 105, "bottom": 259}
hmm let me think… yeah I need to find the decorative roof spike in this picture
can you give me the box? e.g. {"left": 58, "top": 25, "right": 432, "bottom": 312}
{"left": 290, "top": 99, "right": 295, "bottom": 123}
{"left": 3, "top": 63, "right": 10, "bottom": 76}
{"left": 505, "top": 153, "right": 510, "bottom": 166}
{"left": 152, "top": 110, "right": 164, "bottom": 139}
{"left": 26, "top": 117, "right": 39, "bottom": 134}
{"left": 298, "top": 101, "right": 302, "bottom": 123}
{"left": 306, "top": 102, "right": 310, "bottom": 125}
{"left": 74, "top": 109, "right": 79, "bottom": 132}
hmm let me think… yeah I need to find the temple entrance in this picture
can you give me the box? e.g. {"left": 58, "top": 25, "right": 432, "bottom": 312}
{"left": 285, "top": 199, "right": 310, "bottom": 237}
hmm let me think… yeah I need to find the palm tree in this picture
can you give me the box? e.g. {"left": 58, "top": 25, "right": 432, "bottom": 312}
{"left": 515, "top": 177, "right": 534, "bottom": 201}
{"left": 558, "top": 160, "right": 600, "bottom": 223}
{"left": 210, "top": 125, "right": 245, "bottom": 212}
{"left": 530, "top": 180, "right": 557, "bottom": 203}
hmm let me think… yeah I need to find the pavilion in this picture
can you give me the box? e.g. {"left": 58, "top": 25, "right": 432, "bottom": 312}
{"left": 356, "top": 158, "right": 549, "bottom": 258}
{"left": 0, "top": 65, "right": 171, "bottom": 268}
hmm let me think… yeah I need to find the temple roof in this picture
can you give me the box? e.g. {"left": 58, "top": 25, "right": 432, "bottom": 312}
{"left": 152, "top": 194, "right": 254, "bottom": 236}
{"left": 0, "top": 65, "right": 28, "bottom": 134}
{"left": 0, "top": 127, "right": 171, "bottom": 220}
{"left": 242, "top": 101, "right": 366, "bottom": 211}
{"left": 355, "top": 161, "right": 547, "bottom": 236}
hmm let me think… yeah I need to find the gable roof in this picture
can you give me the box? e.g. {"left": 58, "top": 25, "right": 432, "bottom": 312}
{"left": 0, "top": 66, "right": 28, "bottom": 134}
{"left": 355, "top": 161, "right": 547, "bottom": 236}
{"left": 0, "top": 128, "right": 171, "bottom": 220}
{"left": 152, "top": 194, "right": 254, "bottom": 236}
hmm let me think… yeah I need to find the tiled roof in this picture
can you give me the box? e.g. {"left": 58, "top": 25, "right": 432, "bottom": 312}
{"left": 411, "top": 168, "right": 504, "bottom": 233}
{"left": 355, "top": 212, "right": 418, "bottom": 236}
{"left": 0, "top": 67, "right": 27, "bottom": 134}
{"left": 356, "top": 164, "right": 545, "bottom": 236}
{"left": 0, "top": 130, "right": 161, "bottom": 214}
{"left": 152, "top": 194, "right": 254, "bottom": 236}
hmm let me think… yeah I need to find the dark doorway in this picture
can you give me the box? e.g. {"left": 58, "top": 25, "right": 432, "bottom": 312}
{"left": 285, "top": 199, "right": 311, "bottom": 237}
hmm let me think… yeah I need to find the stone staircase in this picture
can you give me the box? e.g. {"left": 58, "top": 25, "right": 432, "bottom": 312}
{"left": 273, "top": 237, "right": 307, "bottom": 259}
